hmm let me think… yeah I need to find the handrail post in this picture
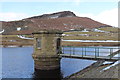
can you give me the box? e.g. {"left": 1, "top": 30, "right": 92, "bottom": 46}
{"left": 98, "top": 47, "right": 99, "bottom": 57}
{"left": 110, "top": 48, "right": 113, "bottom": 59}
{"left": 85, "top": 47, "right": 86, "bottom": 56}
{"left": 73, "top": 46, "right": 75, "bottom": 55}
{"left": 63, "top": 46, "right": 64, "bottom": 54}
{"left": 70, "top": 46, "right": 71, "bottom": 56}
{"left": 95, "top": 48, "right": 96, "bottom": 58}
{"left": 82, "top": 47, "right": 83, "bottom": 57}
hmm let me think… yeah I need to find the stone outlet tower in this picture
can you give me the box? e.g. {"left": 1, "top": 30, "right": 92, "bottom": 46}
{"left": 32, "top": 29, "right": 63, "bottom": 70}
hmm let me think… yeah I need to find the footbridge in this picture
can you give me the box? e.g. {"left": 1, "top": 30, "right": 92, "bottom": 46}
{"left": 59, "top": 46, "right": 120, "bottom": 61}
{"left": 32, "top": 30, "right": 119, "bottom": 71}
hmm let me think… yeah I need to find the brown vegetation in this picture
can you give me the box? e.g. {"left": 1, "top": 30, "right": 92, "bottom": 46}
{"left": 1, "top": 11, "right": 111, "bottom": 35}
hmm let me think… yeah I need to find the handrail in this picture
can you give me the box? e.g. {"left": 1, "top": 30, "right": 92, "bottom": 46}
{"left": 63, "top": 50, "right": 112, "bottom": 53}
{"left": 62, "top": 46, "right": 119, "bottom": 49}
{"left": 61, "top": 46, "right": 120, "bottom": 60}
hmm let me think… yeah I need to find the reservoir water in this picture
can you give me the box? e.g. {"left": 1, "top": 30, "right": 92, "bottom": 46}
{"left": 1, "top": 46, "right": 118, "bottom": 79}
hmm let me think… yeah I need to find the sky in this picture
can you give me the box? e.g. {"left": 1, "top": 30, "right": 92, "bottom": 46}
{"left": 0, "top": 0, "right": 119, "bottom": 27}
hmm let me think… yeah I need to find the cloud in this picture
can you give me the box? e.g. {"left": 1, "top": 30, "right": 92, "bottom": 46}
{"left": 75, "top": 8, "right": 118, "bottom": 27}
{"left": 0, "top": 12, "right": 29, "bottom": 21}
{"left": 74, "top": 0, "right": 81, "bottom": 5}
{"left": 94, "top": 8, "right": 118, "bottom": 27}
{"left": 0, "top": 8, "right": 118, "bottom": 27}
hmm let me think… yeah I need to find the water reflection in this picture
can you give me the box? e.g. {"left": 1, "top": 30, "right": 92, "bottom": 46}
{"left": 33, "top": 68, "right": 62, "bottom": 80}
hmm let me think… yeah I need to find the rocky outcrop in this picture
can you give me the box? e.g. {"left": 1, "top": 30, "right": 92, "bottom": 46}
{"left": 1, "top": 11, "right": 111, "bottom": 35}
{"left": 25, "top": 11, "right": 76, "bottom": 19}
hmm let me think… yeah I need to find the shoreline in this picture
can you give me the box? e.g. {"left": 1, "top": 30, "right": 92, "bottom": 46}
{"left": 1, "top": 41, "right": 120, "bottom": 48}
{"left": 0, "top": 45, "right": 33, "bottom": 48}
{"left": 63, "top": 61, "right": 119, "bottom": 79}
{"left": 1, "top": 45, "right": 119, "bottom": 48}
{"left": 63, "top": 60, "right": 105, "bottom": 79}
{"left": 63, "top": 50, "right": 120, "bottom": 80}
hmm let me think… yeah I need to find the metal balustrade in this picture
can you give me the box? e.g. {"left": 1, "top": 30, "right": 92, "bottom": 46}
{"left": 60, "top": 46, "right": 120, "bottom": 61}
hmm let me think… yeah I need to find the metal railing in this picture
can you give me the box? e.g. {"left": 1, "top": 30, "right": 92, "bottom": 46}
{"left": 61, "top": 46, "right": 119, "bottom": 59}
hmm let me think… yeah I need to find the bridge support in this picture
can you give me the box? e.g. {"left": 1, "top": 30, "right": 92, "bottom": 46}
{"left": 32, "top": 30, "right": 63, "bottom": 70}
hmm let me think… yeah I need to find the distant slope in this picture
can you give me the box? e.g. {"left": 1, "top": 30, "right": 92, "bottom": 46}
{"left": 26, "top": 11, "right": 76, "bottom": 19}
{"left": 1, "top": 11, "right": 112, "bottom": 35}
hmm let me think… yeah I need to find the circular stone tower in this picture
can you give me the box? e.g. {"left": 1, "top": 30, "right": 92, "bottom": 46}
{"left": 32, "top": 29, "right": 63, "bottom": 70}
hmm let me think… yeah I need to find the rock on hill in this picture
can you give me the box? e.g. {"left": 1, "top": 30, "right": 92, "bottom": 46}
{"left": 1, "top": 11, "right": 111, "bottom": 35}
{"left": 26, "top": 11, "right": 76, "bottom": 19}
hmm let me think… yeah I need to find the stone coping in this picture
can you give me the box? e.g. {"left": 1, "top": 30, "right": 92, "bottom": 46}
{"left": 32, "top": 29, "right": 63, "bottom": 34}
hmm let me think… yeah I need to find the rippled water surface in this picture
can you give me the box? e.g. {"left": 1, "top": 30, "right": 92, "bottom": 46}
{"left": 1, "top": 46, "right": 118, "bottom": 78}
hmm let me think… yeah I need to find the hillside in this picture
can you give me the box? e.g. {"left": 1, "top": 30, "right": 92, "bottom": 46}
{"left": 1, "top": 11, "right": 112, "bottom": 35}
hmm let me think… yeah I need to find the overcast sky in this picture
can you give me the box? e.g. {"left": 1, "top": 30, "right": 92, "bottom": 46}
{"left": 0, "top": 0, "right": 119, "bottom": 27}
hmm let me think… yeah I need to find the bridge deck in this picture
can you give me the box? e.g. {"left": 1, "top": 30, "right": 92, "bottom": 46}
{"left": 59, "top": 54, "right": 119, "bottom": 61}
{"left": 61, "top": 46, "right": 120, "bottom": 61}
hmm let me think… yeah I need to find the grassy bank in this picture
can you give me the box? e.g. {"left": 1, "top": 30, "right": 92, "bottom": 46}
{"left": 64, "top": 63, "right": 119, "bottom": 79}
{"left": 63, "top": 32, "right": 118, "bottom": 40}
{"left": 1, "top": 35, "right": 33, "bottom": 47}
{"left": 1, "top": 27, "right": 119, "bottom": 47}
